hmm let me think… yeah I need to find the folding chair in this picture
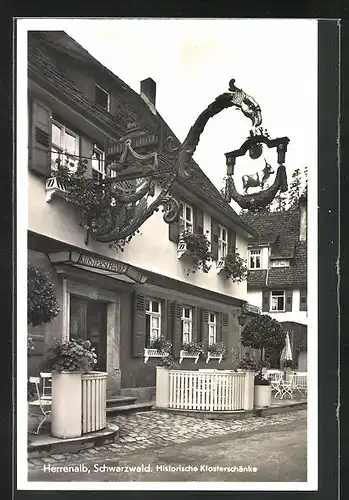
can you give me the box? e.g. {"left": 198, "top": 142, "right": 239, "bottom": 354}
{"left": 268, "top": 371, "right": 284, "bottom": 398}
{"left": 28, "top": 376, "right": 52, "bottom": 434}
{"left": 40, "top": 372, "right": 52, "bottom": 400}
{"left": 279, "top": 374, "right": 295, "bottom": 399}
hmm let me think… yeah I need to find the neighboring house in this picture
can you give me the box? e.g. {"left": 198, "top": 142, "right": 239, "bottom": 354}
{"left": 27, "top": 31, "right": 257, "bottom": 400}
{"left": 240, "top": 197, "right": 307, "bottom": 370}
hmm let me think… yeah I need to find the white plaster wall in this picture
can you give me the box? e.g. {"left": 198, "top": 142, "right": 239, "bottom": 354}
{"left": 28, "top": 174, "right": 249, "bottom": 300}
{"left": 261, "top": 247, "right": 269, "bottom": 269}
{"left": 246, "top": 290, "right": 263, "bottom": 308}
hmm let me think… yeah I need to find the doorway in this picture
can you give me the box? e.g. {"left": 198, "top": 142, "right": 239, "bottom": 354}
{"left": 70, "top": 294, "right": 108, "bottom": 371}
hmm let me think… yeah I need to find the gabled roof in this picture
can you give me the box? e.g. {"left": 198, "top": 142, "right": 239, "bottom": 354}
{"left": 240, "top": 208, "right": 307, "bottom": 288}
{"left": 28, "top": 30, "right": 256, "bottom": 238}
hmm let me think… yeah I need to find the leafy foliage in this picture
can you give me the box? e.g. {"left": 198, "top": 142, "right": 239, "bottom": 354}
{"left": 48, "top": 337, "right": 97, "bottom": 372}
{"left": 149, "top": 336, "right": 172, "bottom": 354}
{"left": 27, "top": 335, "right": 35, "bottom": 353}
{"left": 28, "top": 265, "right": 60, "bottom": 327}
{"left": 55, "top": 161, "right": 138, "bottom": 250}
{"left": 237, "top": 352, "right": 258, "bottom": 371}
{"left": 158, "top": 355, "right": 179, "bottom": 369}
{"left": 223, "top": 250, "right": 247, "bottom": 282}
{"left": 241, "top": 314, "right": 285, "bottom": 371}
{"left": 180, "top": 341, "right": 204, "bottom": 355}
{"left": 180, "top": 229, "right": 212, "bottom": 275}
{"left": 254, "top": 372, "right": 271, "bottom": 386}
{"left": 206, "top": 341, "right": 226, "bottom": 356}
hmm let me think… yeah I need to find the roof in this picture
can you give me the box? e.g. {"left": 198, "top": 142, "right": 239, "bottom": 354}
{"left": 240, "top": 208, "right": 307, "bottom": 288}
{"left": 28, "top": 31, "right": 256, "bottom": 238}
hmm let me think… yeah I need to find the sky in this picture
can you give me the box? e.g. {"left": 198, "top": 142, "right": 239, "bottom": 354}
{"left": 61, "top": 19, "right": 318, "bottom": 201}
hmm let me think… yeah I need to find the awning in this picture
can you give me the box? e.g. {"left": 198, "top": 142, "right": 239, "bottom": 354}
{"left": 48, "top": 250, "right": 148, "bottom": 284}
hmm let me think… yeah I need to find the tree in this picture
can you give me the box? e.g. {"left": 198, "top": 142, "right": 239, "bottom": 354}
{"left": 241, "top": 314, "right": 286, "bottom": 370}
{"left": 28, "top": 265, "right": 60, "bottom": 327}
{"left": 288, "top": 168, "right": 302, "bottom": 209}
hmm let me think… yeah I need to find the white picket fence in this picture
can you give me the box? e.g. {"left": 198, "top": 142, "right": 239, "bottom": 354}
{"left": 168, "top": 370, "right": 247, "bottom": 411}
{"left": 81, "top": 372, "right": 107, "bottom": 434}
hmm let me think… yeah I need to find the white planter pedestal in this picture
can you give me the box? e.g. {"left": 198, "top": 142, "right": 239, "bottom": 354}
{"left": 51, "top": 372, "right": 82, "bottom": 439}
{"left": 254, "top": 385, "right": 272, "bottom": 408}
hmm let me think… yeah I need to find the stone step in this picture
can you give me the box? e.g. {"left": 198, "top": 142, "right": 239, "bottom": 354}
{"left": 106, "top": 402, "right": 153, "bottom": 415}
{"left": 106, "top": 396, "right": 137, "bottom": 407}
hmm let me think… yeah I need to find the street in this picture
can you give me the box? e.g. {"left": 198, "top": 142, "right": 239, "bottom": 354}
{"left": 28, "top": 410, "right": 307, "bottom": 482}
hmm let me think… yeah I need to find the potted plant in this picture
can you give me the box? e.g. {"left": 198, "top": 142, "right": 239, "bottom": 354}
{"left": 253, "top": 372, "right": 272, "bottom": 408}
{"left": 179, "top": 229, "right": 212, "bottom": 275}
{"left": 237, "top": 352, "right": 257, "bottom": 372}
{"left": 222, "top": 250, "right": 248, "bottom": 282}
{"left": 47, "top": 337, "right": 98, "bottom": 439}
{"left": 179, "top": 341, "right": 203, "bottom": 363}
{"left": 241, "top": 314, "right": 286, "bottom": 408}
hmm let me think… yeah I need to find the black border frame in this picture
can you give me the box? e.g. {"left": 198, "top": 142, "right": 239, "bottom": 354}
{"left": 9, "top": 16, "right": 342, "bottom": 500}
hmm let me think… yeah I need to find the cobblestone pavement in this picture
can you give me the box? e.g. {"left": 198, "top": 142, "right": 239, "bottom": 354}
{"left": 28, "top": 409, "right": 307, "bottom": 471}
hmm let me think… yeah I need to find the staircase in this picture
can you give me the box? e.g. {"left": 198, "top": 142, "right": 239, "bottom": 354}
{"left": 106, "top": 395, "right": 153, "bottom": 415}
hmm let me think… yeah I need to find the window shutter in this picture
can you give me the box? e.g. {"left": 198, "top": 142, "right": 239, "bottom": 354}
{"left": 194, "top": 207, "right": 204, "bottom": 235}
{"left": 200, "top": 309, "right": 209, "bottom": 345}
{"left": 132, "top": 292, "right": 146, "bottom": 357}
{"left": 285, "top": 289, "right": 293, "bottom": 312}
{"left": 172, "top": 302, "right": 182, "bottom": 357}
{"left": 220, "top": 312, "right": 229, "bottom": 343}
{"left": 191, "top": 306, "right": 197, "bottom": 342}
{"left": 211, "top": 217, "right": 219, "bottom": 260}
{"left": 167, "top": 301, "right": 175, "bottom": 340}
{"left": 161, "top": 299, "right": 169, "bottom": 339}
{"left": 262, "top": 290, "right": 269, "bottom": 312}
{"left": 30, "top": 100, "right": 52, "bottom": 177}
{"left": 228, "top": 229, "right": 236, "bottom": 254}
{"left": 169, "top": 219, "right": 180, "bottom": 243}
{"left": 299, "top": 288, "right": 307, "bottom": 311}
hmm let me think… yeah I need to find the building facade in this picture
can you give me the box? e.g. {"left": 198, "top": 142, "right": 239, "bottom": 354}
{"left": 240, "top": 198, "right": 308, "bottom": 370}
{"left": 27, "top": 31, "right": 256, "bottom": 400}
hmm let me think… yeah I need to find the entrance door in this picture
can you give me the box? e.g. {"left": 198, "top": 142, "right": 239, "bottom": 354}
{"left": 70, "top": 295, "right": 108, "bottom": 371}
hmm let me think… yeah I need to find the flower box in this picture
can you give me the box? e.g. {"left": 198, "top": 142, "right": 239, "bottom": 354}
{"left": 206, "top": 352, "right": 223, "bottom": 364}
{"left": 45, "top": 177, "right": 67, "bottom": 203}
{"left": 144, "top": 348, "right": 169, "bottom": 363}
{"left": 177, "top": 239, "right": 188, "bottom": 259}
{"left": 179, "top": 350, "right": 200, "bottom": 364}
{"left": 216, "top": 258, "right": 225, "bottom": 274}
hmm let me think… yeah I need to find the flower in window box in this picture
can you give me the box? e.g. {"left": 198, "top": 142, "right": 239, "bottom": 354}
{"left": 149, "top": 337, "right": 172, "bottom": 355}
{"left": 180, "top": 341, "right": 204, "bottom": 356}
{"left": 180, "top": 229, "right": 212, "bottom": 274}
{"left": 206, "top": 342, "right": 226, "bottom": 356}
{"left": 222, "top": 250, "right": 248, "bottom": 282}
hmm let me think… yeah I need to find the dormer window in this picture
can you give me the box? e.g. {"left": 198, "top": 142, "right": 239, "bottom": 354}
{"left": 249, "top": 249, "right": 261, "bottom": 269}
{"left": 270, "top": 259, "right": 290, "bottom": 268}
{"left": 95, "top": 84, "right": 110, "bottom": 112}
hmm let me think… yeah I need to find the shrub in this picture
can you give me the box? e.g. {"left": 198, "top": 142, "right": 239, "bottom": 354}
{"left": 47, "top": 337, "right": 97, "bottom": 373}
{"left": 28, "top": 265, "right": 60, "bottom": 327}
{"left": 158, "top": 355, "right": 179, "bottom": 369}
{"left": 180, "top": 229, "right": 212, "bottom": 274}
{"left": 237, "top": 352, "right": 257, "bottom": 371}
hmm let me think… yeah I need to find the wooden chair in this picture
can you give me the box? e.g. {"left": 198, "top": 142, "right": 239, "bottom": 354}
{"left": 28, "top": 376, "right": 52, "bottom": 434}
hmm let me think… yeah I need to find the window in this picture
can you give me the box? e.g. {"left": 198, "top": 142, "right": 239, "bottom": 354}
{"left": 92, "top": 145, "right": 106, "bottom": 181}
{"left": 179, "top": 201, "right": 193, "bottom": 233}
{"left": 95, "top": 84, "right": 110, "bottom": 112}
{"left": 208, "top": 312, "right": 217, "bottom": 345}
{"left": 51, "top": 120, "right": 79, "bottom": 171}
{"left": 181, "top": 306, "right": 193, "bottom": 344}
{"left": 270, "top": 260, "right": 290, "bottom": 268}
{"left": 249, "top": 249, "right": 261, "bottom": 269}
{"left": 218, "top": 225, "right": 228, "bottom": 260}
{"left": 270, "top": 290, "right": 285, "bottom": 312}
{"left": 146, "top": 299, "right": 161, "bottom": 344}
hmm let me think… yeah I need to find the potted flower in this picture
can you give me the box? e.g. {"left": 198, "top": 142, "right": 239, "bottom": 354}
{"left": 205, "top": 341, "right": 226, "bottom": 363}
{"left": 237, "top": 352, "right": 257, "bottom": 372}
{"left": 179, "top": 229, "right": 212, "bottom": 275}
{"left": 179, "top": 341, "right": 203, "bottom": 363}
{"left": 47, "top": 337, "right": 98, "bottom": 439}
{"left": 253, "top": 372, "right": 272, "bottom": 408}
